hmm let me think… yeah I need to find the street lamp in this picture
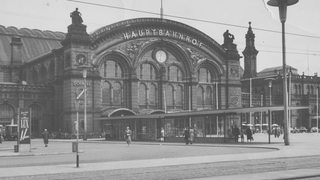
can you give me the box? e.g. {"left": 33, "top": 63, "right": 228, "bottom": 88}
{"left": 75, "top": 98, "right": 80, "bottom": 167}
{"left": 317, "top": 86, "right": 319, "bottom": 133}
{"left": 265, "top": 78, "right": 275, "bottom": 107}
{"left": 82, "top": 68, "right": 88, "bottom": 141}
{"left": 78, "top": 64, "right": 90, "bottom": 141}
{"left": 267, "top": 0, "right": 299, "bottom": 146}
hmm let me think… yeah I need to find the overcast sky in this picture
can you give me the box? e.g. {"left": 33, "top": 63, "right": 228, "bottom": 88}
{"left": 1, "top": 0, "right": 320, "bottom": 75}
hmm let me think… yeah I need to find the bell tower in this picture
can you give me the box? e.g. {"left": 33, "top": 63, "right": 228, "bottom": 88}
{"left": 60, "top": 8, "right": 101, "bottom": 134}
{"left": 243, "top": 22, "right": 258, "bottom": 79}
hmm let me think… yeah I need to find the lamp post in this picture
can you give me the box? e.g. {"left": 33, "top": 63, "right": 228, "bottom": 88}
{"left": 267, "top": 0, "right": 298, "bottom": 146}
{"left": 317, "top": 87, "right": 319, "bottom": 133}
{"left": 265, "top": 78, "right": 274, "bottom": 142}
{"left": 75, "top": 99, "right": 80, "bottom": 167}
{"left": 82, "top": 69, "right": 87, "bottom": 141}
{"left": 265, "top": 78, "right": 275, "bottom": 107}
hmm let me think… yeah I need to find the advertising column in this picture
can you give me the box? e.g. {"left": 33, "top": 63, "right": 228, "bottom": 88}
{"left": 19, "top": 108, "right": 31, "bottom": 144}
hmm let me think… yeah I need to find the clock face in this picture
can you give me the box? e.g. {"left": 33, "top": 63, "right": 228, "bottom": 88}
{"left": 155, "top": 50, "right": 167, "bottom": 63}
{"left": 76, "top": 54, "right": 86, "bottom": 65}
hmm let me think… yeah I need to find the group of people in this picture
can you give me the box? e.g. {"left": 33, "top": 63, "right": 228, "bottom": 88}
{"left": 123, "top": 127, "right": 166, "bottom": 146}
{"left": 233, "top": 126, "right": 254, "bottom": 143}
{"left": 123, "top": 126, "right": 196, "bottom": 146}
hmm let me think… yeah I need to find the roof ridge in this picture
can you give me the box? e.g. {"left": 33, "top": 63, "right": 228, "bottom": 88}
{"left": 0, "top": 25, "right": 65, "bottom": 41}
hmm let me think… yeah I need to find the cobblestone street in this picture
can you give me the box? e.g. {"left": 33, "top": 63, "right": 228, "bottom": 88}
{"left": 0, "top": 133, "right": 320, "bottom": 179}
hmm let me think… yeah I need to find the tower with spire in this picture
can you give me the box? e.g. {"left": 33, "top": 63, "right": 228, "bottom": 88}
{"left": 242, "top": 22, "right": 258, "bottom": 79}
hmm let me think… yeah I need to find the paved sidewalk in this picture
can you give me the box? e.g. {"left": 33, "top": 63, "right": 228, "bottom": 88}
{"left": 0, "top": 133, "right": 319, "bottom": 179}
{"left": 196, "top": 168, "right": 320, "bottom": 180}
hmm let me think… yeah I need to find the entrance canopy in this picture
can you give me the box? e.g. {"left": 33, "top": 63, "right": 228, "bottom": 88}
{"left": 96, "top": 106, "right": 309, "bottom": 121}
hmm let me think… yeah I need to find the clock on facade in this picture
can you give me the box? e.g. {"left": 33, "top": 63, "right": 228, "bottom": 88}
{"left": 155, "top": 50, "right": 167, "bottom": 63}
{"left": 76, "top": 54, "right": 87, "bottom": 65}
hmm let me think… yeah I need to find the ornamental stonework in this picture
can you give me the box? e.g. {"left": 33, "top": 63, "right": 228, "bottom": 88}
{"left": 118, "top": 40, "right": 152, "bottom": 60}
{"left": 229, "top": 65, "right": 239, "bottom": 78}
{"left": 186, "top": 47, "right": 206, "bottom": 66}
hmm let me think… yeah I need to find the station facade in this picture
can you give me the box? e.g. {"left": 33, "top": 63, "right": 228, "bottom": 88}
{"left": 0, "top": 9, "right": 244, "bottom": 141}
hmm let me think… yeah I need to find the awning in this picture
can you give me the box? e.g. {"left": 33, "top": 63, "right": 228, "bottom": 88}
{"left": 96, "top": 106, "right": 309, "bottom": 121}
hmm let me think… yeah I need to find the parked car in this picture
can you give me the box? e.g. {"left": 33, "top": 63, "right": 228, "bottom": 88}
{"left": 4, "top": 124, "right": 18, "bottom": 140}
{"left": 298, "top": 127, "right": 307, "bottom": 133}
{"left": 310, "top": 127, "right": 319, "bottom": 133}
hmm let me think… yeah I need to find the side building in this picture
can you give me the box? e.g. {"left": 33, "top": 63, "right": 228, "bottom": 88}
{"left": 241, "top": 23, "right": 319, "bottom": 132}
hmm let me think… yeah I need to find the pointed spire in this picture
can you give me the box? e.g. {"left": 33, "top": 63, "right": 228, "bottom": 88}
{"left": 160, "top": 0, "right": 163, "bottom": 19}
{"left": 245, "top": 21, "right": 255, "bottom": 41}
{"left": 242, "top": 22, "right": 258, "bottom": 79}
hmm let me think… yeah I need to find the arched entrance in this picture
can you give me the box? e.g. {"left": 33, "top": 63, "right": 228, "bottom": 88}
{"left": 0, "top": 103, "right": 15, "bottom": 125}
{"left": 101, "top": 108, "right": 136, "bottom": 140}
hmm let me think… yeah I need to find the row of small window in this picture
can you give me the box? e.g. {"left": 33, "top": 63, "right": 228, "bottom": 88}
{"left": 101, "top": 81, "right": 218, "bottom": 107}
{"left": 294, "top": 84, "right": 320, "bottom": 95}
{"left": 99, "top": 60, "right": 216, "bottom": 82}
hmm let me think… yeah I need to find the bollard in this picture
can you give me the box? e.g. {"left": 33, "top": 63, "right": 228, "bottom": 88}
{"left": 14, "top": 145, "right": 19, "bottom": 152}
{"left": 72, "top": 142, "right": 78, "bottom": 152}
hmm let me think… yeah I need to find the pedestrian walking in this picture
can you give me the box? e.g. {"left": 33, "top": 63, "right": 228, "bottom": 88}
{"left": 124, "top": 126, "right": 132, "bottom": 146}
{"left": 42, "top": 129, "right": 49, "bottom": 147}
{"left": 240, "top": 132, "right": 244, "bottom": 143}
{"left": 189, "top": 128, "right": 195, "bottom": 144}
{"left": 160, "top": 127, "right": 165, "bottom": 143}
{"left": 183, "top": 128, "right": 190, "bottom": 145}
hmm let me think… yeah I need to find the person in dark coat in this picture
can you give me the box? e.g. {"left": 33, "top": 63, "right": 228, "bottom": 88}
{"left": 233, "top": 126, "right": 240, "bottom": 143}
{"left": 245, "top": 127, "right": 253, "bottom": 142}
{"left": 42, "top": 129, "right": 49, "bottom": 147}
{"left": 183, "top": 128, "right": 190, "bottom": 145}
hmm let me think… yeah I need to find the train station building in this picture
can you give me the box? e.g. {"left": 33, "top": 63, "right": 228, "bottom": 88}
{"left": 0, "top": 9, "right": 315, "bottom": 141}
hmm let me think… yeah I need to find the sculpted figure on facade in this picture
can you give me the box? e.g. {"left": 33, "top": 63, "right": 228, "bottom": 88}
{"left": 70, "top": 8, "right": 83, "bottom": 25}
{"left": 223, "top": 30, "right": 234, "bottom": 44}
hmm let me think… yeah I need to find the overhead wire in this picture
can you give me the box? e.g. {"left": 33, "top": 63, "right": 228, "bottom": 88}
{"left": 2, "top": 0, "right": 319, "bottom": 56}
{"left": 66, "top": 0, "right": 320, "bottom": 39}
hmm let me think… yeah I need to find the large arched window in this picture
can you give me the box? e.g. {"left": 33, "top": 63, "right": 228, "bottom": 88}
{"left": 0, "top": 103, "right": 14, "bottom": 124}
{"left": 113, "top": 82, "right": 122, "bottom": 106}
{"left": 138, "top": 63, "right": 156, "bottom": 80}
{"left": 205, "top": 86, "right": 212, "bottom": 105}
{"left": 149, "top": 84, "right": 157, "bottom": 106}
{"left": 168, "top": 65, "right": 183, "bottom": 82}
{"left": 198, "top": 68, "right": 212, "bottom": 83}
{"left": 139, "top": 83, "right": 147, "bottom": 107}
{"left": 101, "top": 82, "right": 111, "bottom": 104}
{"left": 100, "top": 60, "right": 123, "bottom": 78}
{"left": 100, "top": 58, "right": 124, "bottom": 107}
{"left": 197, "top": 86, "right": 204, "bottom": 107}
{"left": 166, "top": 85, "right": 174, "bottom": 107}
{"left": 176, "top": 85, "right": 183, "bottom": 108}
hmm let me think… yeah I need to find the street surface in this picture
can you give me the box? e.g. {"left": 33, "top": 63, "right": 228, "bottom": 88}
{"left": 0, "top": 133, "right": 320, "bottom": 179}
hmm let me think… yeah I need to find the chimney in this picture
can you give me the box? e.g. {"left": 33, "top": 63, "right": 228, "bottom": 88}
{"left": 10, "top": 36, "right": 23, "bottom": 65}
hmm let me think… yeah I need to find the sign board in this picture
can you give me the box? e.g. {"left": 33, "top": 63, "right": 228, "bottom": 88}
{"left": 19, "top": 108, "right": 31, "bottom": 144}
